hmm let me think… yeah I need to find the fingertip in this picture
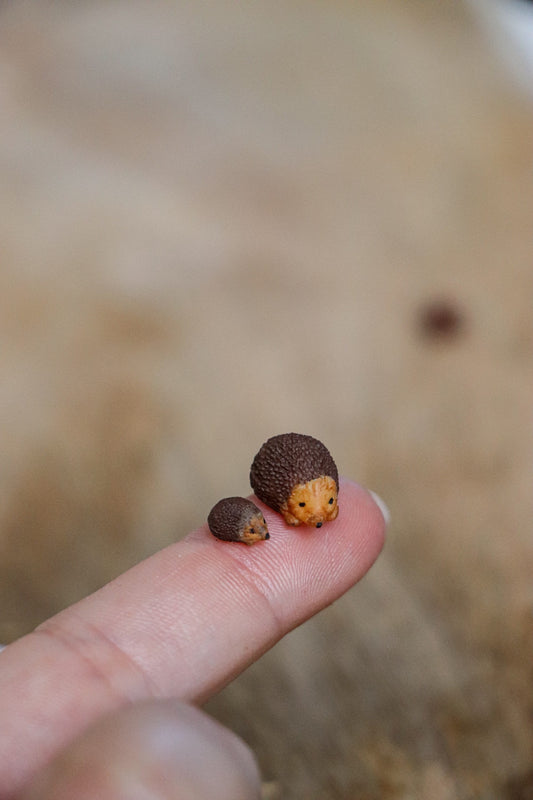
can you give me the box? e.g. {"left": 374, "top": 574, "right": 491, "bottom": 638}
{"left": 338, "top": 479, "right": 388, "bottom": 556}
{"left": 322, "top": 478, "right": 387, "bottom": 585}
{"left": 221, "top": 476, "right": 387, "bottom": 627}
{"left": 367, "top": 489, "right": 391, "bottom": 528}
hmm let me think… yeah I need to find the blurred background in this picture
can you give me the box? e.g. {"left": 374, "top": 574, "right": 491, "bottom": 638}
{"left": 0, "top": 1, "right": 531, "bottom": 797}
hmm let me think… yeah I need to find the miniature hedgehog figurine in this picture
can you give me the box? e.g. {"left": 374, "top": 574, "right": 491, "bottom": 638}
{"left": 250, "top": 433, "right": 339, "bottom": 528}
{"left": 207, "top": 497, "right": 270, "bottom": 545}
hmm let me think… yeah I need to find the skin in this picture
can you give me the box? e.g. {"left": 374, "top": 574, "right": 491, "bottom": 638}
{"left": 0, "top": 479, "right": 386, "bottom": 800}
{"left": 280, "top": 476, "right": 339, "bottom": 527}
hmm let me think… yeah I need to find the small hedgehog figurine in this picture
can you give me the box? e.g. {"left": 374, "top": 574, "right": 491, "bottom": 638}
{"left": 250, "top": 433, "right": 339, "bottom": 528}
{"left": 207, "top": 497, "right": 270, "bottom": 545}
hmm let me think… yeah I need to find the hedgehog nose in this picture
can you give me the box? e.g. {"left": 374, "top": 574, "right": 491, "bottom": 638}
{"left": 316, "top": 522, "right": 323, "bottom": 528}
{"left": 264, "top": 531, "right": 270, "bottom": 539}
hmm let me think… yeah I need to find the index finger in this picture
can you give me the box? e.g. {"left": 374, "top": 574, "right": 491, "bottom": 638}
{"left": 0, "top": 479, "right": 385, "bottom": 796}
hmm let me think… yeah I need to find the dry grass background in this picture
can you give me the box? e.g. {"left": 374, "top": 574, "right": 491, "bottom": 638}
{"left": 0, "top": 1, "right": 531, "bottom": 797}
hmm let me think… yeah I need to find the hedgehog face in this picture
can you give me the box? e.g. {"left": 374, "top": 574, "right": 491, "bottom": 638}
{"left": 280, "top": 476, "right": 339, "bottom": 527}
{"left": 240, "top": 512, "right": 270, "bottom": 544}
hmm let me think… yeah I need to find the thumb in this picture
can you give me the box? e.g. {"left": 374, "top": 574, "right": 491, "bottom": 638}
{"left": 20, "top": 700, "right": 261, "bottom": 800}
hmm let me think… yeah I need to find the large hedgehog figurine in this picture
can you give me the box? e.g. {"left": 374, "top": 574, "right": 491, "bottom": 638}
{"left": 250, "top": 433, "right": 339, "bottom": 528}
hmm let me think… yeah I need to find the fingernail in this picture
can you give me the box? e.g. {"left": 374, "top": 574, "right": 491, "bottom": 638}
{"left": 368, "top": 490, "right": 391, "bottom": 526}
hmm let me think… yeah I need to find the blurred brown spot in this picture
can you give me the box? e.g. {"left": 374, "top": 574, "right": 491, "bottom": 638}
{"left": 506, "top": 770, "right": 533, "bottom": 800}
{"left": 417, "top": 299, "right": 465, "bottom": 341}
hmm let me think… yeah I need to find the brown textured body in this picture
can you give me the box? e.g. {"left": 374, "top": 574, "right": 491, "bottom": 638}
{"left": 250, "top": 433, "right": 339, "bottom": 527}
{"left": 207, "top": 497, "right": 270, "bottom": 544}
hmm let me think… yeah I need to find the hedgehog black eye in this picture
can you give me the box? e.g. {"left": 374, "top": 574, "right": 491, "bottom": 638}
{"left": 299, "top": 502, "right": 306, "bottom": 507}
{"left": 328, "top": 497, "right": 334, "bottom": 504}
{"left": 250, "top": 528, "right": 255, "bottom": 533}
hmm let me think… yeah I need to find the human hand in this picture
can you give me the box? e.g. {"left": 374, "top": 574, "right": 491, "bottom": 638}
{"left": 0, "top": 479, "right": 386, "bottom": 799}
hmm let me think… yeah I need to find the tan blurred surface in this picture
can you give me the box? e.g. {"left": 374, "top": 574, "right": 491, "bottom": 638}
{"left": 0, "top": 1, "right": 531, "bottom": 797}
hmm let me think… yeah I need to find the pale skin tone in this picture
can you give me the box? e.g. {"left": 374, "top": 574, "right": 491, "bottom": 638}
{"left": 0, "top": 479, "right": 385, "bottom": 799}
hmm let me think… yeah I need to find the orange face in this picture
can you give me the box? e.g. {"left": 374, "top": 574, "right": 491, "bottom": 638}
{"left": 240, "top": 512, "right": 270, "bottom": 544}
{"left": 280, "top": 476, "right": 339, "bottom": 528}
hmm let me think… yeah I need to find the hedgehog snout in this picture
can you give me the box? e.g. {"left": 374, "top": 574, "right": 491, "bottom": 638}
{"left": 302, "top": 507, "right": 327, "bottom": 527}
{"left": 307, "top": 513, "right": 325, "bottom": 527}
